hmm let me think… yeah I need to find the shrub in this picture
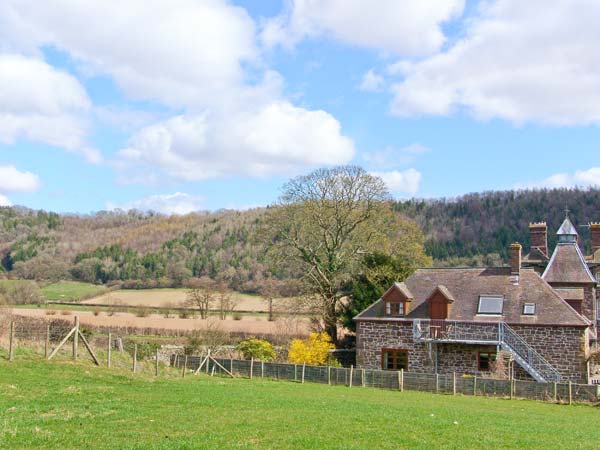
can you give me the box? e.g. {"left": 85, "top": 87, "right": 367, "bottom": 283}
{"left": 60, "top": 309, "right": 72, "bottom": 316}
{"left": 45, "top": 309, "right": 57, "bottom": 316}
{"left": 136, "top": 308, "right": 151, "bottom": 318}
{"left": 92, "top": 308, "right": 101, "bottom": 316}
{"left": 288, "top": 332, "right": 335, "bottom": 366}
{"left": 232, "top": 313, "right": 242, "bottom": 321}
{"left": 236, "top": 338, "right": 276, "bottom": 361}
{"left": 124, "top": 340, "right": 160, "bottom": 360}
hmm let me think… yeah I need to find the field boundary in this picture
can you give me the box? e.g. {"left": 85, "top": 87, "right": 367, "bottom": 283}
{"left": 173, "top": 355, "right": 600, "bottom": 405}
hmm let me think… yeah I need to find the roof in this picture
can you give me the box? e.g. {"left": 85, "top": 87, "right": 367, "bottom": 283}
{"left": 542, "top": 243, "right": 596, "bottom": 284}
{"left": 523, "top": 247, "right": 550, "bottom": 264}
{"left": 355, "top": 267, "right": 589, "bottom": 327}
{"left": 393, "top": 282, "right": 414, "bottom": 299}
{"left": 557, "top": 217, "right": 578, "bottom": 236}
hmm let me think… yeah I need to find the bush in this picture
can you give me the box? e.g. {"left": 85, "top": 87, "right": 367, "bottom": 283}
{"left": 0, "top": 280, "right": 43, "bottom": 305}
{"left": 92, "top": 308, "right": 101, "bottom": 316}
{"left": 124, "top": 340, "right": 160, "bottom": 360}
{"left": 232, "top": 313, "right": 242, "bottom": 321}
{"left": 236, "top": 338, "right": 276, "bottom": 361}
{"left": 288, "top": 332, "right": 335, "bottom": 366}
{"left": 136, "top": 308, "right": 151, "bottom": 318}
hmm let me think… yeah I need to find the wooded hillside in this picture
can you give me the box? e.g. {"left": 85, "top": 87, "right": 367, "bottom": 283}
{"left": 1, "top": 187, "right": 599, "bottom": 288}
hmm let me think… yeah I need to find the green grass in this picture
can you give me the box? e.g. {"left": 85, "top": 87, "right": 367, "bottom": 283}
{"left": 1, "top": 355, "right": 600, "bottom": 449}
{"left": 40, "top": 281, "right": 107, "bottom": 302}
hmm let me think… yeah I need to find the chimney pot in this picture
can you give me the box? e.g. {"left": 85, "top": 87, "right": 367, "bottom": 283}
{"left": 510, "top": 243, "right": 522, "bottom": 276}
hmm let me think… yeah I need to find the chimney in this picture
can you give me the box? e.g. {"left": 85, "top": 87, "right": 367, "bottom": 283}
{"left": 529, "top": 222, "right": 548, "bottom": 257}
{"left": 591, "top": 222, "right": 600, "bottom": 254}
{"left": 510, "top": 243, "right": 522, "bottom": 276}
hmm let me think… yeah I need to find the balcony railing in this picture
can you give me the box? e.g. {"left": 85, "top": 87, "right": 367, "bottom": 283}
{"left": 413, "top": 319, "right": 500, "bottom": 344}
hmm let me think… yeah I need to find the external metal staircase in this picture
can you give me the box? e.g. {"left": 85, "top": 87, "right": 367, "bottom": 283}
{"left": 413, "top": 320, "right": 561, "bottom": 382}
{"left": 498, "top": 323, "right": 561, "bottom": 383}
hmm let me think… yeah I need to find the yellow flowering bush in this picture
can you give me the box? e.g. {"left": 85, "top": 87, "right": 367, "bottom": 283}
{"left": 287, "top": 332, "right": 335, "bottom": 365}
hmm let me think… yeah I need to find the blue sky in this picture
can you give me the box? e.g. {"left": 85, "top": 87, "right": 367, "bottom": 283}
{"left": 1, "top": 0, "right": 600, "bottom": 214}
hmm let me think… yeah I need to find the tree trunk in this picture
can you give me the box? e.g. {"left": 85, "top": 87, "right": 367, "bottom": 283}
{"left": 324, "top": 299, "right": 338, "bottom": 344}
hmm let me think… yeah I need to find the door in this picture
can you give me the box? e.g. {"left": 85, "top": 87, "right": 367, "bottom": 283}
{"left": 430, "top": 300, "right": 447, "bottom": 320}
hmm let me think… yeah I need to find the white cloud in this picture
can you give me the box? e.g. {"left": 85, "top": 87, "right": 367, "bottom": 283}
{"left": 516, "top": 167, "right": 600, "bottom": 190}
{"left": 0, "top": 1, "right": 355, "bottom": 181}
{"left": 0, "top": 0, "right": 258, "bottom": 109}
{"left": 363, "top": 143, "right": 430, "bottom": 168}
{"left": 107, "top": 192, "right": 203, "bottom": 215}
{"left": 262, "top": 0, "right": 465, "bottom": 56}
{"left": 0, "top": 194, "right": 12, "bottom": 206}
{"left": 371, "top": 168, "right": 422, "bottom": 195}
{"left": 0, "top": 165, "right": 41, "bottom": 193}
{"left": 358, "top": 69, "right": 385, "bottom": 92}
{"left": 117, "top": 102, "right": 355, "bottom": 180}
{"left": 0, "top": 54, "right": 99, "bottom": 162}
{"left": 391, "top": 0, "right": 600, "bottom": 125}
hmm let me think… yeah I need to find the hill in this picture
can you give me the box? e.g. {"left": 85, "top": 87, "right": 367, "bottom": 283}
{"left": 1, "top": 187, "right": 599, "bottom": 289}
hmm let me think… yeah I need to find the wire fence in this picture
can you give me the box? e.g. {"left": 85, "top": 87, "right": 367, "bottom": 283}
{"left": 2, "top": 316, "right": 599, "bottom": 405}
{"left": 172, "top": 355, "right": 600, "bottom": 405}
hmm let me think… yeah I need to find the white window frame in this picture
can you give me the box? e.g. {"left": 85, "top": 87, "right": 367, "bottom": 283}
{"left": 523, "top": 303, "right": 536, "bottom": 315}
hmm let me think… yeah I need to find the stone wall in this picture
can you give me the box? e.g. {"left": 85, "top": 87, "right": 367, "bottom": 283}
{"left": 357, "top": 320, "right": 588, "bottom": 382}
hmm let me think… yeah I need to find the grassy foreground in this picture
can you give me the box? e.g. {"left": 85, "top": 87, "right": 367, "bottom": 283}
{"left": 1, "top": 359, "right": 599, "bottom": 450}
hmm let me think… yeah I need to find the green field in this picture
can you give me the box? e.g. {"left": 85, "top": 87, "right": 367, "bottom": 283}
{"left": 1, "top": 355, "right": 599, "bottom": 449}
{"left": 40, "top": 281, "right": 107, "bottom": 302}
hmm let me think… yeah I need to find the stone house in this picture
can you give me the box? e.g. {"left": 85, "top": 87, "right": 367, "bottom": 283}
{"left": 355, "top": 216, "right": 599, "bottom": 383}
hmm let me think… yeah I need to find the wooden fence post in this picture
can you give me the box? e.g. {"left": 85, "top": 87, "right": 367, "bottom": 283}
{"left": 401, "top": 369, "right": 404, "bottom": 392}
{"left": 261, "top": 360, "right": 264, "bottom": 379}
{"left": 453, "top": 372, "right": 456, "bottom": 396}
{"left": 155, "top": 348, "right": 159, "bottom": 377}
{"left": 174, "top": 354, "right": 178, "bottom": 369}
{"left": 132, "top": 344, "right": 137, "bottom": 373}
{"left": 107, "top": 333, "right": 112, "bottom": 368}
{"left": 8, "top": 321, "right": 14, "bottom": 362}
{"left": 183, "top": 355, "right": 188, "bottom": 378}
{"left": 473, "top": 376, "right": 477, "bottom": 396}
{"left": 327, "top": 365, "right": 331, "bottom": 385}
{"left": 510, "top": 378, "right": 514, "bottom": 400}
{"left": 349, "top": 365, "right": 354, "bottom": 388}
{"left": 301, "top": 362, "right": 306, "bottom": 384}
{"left": 435, "top": 373, "right": 439, "bottom": 394}
{"left": 45, "top": 324, "right": 50, "bottom": 359}
{"left": 294, "top": 364, "right": 298, "bottom": 382}
{"left": 568, "top": 381, "right": 572, "bottom": 405}
{"left": 553, "top": 382, "right": 557, "bottom": 402}
{"left": 230, "top": 357, "right": 234, "bottom": 375}
{"left": 73, "top": 316, "right": 79, "bottom": 360}
{"left": 362, "top": 368, "right": 365, "bottom": 387}
{"left": 250, "top": 358, "right": 254, "bottom": 380}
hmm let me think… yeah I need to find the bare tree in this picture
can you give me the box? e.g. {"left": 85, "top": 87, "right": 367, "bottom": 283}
{"left": 264, "top": 166, "right": 401, "bottom": 342}
{"left": 186, "top": 277, "right": 216, "bottom": 319}
{"left": 216, "top": 282, "right": 235, "bottom": 320}
{"left": 258, "top": 275, "right": 286, "bottom": 322}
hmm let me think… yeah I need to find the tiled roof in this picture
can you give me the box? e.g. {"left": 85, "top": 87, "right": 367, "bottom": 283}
{"left": 355, "top": 267, "right": 589, "bottom": 326}
{"left": 393, "top": 282, "right": 414, "bottom": 299}
{"left": 542, "top": 243, "right": 596, "bottom": 284}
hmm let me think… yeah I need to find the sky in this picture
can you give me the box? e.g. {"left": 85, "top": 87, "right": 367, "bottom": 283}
{"left": 1, "top": 0, "right": 600, "bottom": 214}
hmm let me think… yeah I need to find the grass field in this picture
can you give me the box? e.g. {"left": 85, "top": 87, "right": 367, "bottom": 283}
{"left": 1, "top": 356, "right": 599, "bottom": 449}
{"left": 40, "top": 281, "right": 108, "bottom": 302}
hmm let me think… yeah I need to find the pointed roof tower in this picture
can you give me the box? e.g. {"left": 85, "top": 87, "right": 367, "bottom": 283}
{"left": 542, "top": 214, "right": 595, "bottom": 284}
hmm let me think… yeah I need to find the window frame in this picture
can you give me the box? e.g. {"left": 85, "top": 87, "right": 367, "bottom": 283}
{"left": 477, "top": 352, "right": 497, "bottom": 371}
{"left": 477, "top": 295, "right": 504, "bottom": 315}
{"left": 522, "top": 303, "right": 536, "bottom": 315}
{"left": 381, "top": 348, "right": 409, "bottom": 371}
{"left": 384, "top": 300, "right": 406, "bottom": 317}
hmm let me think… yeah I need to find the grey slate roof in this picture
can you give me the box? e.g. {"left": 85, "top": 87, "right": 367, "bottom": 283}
{"left": 557, "top": 217, "right": 578, "bottom": 236}
{"left": 355, "top": 267, "right": 589, "bottom": 326}
{"left": 542, "top": 243, "right": 596, "bottom": 284}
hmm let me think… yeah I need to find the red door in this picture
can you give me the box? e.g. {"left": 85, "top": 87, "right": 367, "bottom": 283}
{"left": 430, "top": 301, "right": 447, "bottom": 320}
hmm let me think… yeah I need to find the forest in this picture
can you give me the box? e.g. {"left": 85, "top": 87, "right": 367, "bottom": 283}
{"left": 1, "top": 187, "right": 599, "bottom": 291}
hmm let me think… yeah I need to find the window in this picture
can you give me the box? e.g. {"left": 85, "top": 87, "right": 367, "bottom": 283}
{"left": 523, "top": 303, "right": 536, "bottom": 315}
{"left": 381, "top": 349, "right": 408, "bottom": 370}
{"left": 384, "top": 301, "right": 405, "bottom": 317}
{"left": 477, "top": 295, "right": 504, "bottom": 314}
{"left": 478, "top": 352, "right": 497, "bottom": 371}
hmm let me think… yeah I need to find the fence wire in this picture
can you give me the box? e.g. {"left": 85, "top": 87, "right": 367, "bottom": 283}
{"left": 171, "top": 356, "right": 600, "bottom": 405}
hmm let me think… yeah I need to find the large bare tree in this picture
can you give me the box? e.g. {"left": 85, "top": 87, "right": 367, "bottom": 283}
{"left": 265, "top": 166, "right": 406, "bottom": 341}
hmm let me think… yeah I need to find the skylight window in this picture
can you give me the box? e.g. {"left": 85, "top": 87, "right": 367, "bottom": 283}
{"left": 523, "top": 303, "right": 536, "bottom": 315}
{"left": 477, "top": 295, "right": 504, "bottom": 314}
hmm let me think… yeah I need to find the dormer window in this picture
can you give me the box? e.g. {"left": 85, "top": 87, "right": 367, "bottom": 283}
{"left": 381, "top": 282, "right": 413, "bottom": 317}
{"left": 523, "top": 303, "right": 536, "bottom": 315}
{"left": 477, "top": 295, "right": 504, "bottom": 315}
